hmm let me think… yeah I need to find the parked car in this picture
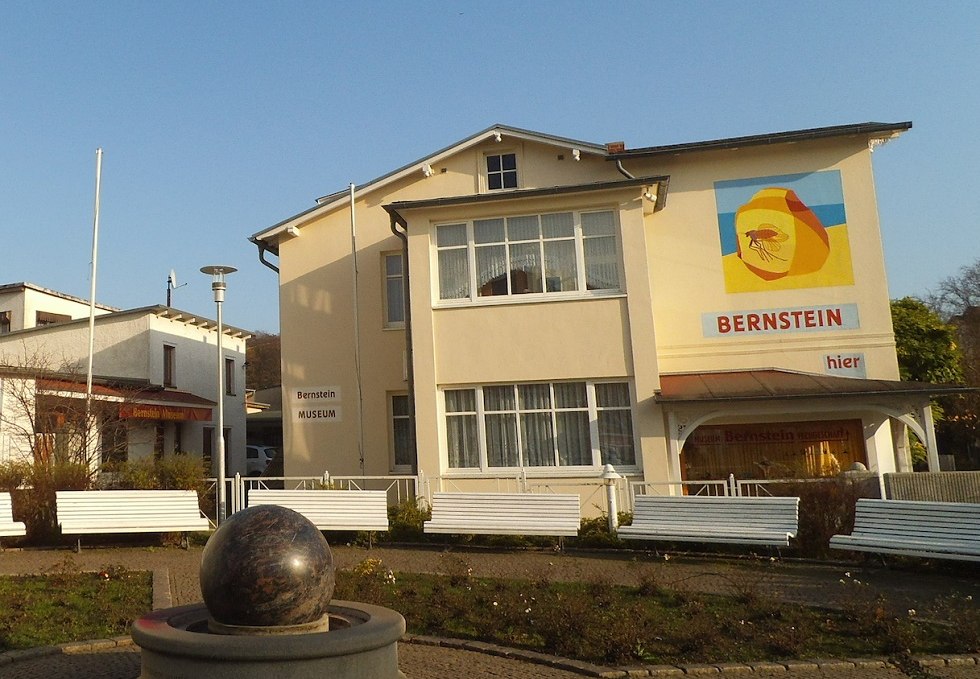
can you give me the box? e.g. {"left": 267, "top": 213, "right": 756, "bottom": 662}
{"left": 246, "top": 445, "right": 279, "bottom": 476}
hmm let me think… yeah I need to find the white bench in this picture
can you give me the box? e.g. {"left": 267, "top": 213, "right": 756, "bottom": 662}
{"left": 830, "top": 498, "right": 980, "bottom": 562}
{"left": 423, "top": 492, "right": 581, "bottom": 538}
{"left": 56, "top": 490, "right": 210, "bottom": 550}
{"left": 0, "top": 492, "right": 27, "bottom": 545}
{"left": 247, "top": 489, "right": 390, "bottom": 532}
{"left": 617, "top": 495, "right": 800, "bottom": 547}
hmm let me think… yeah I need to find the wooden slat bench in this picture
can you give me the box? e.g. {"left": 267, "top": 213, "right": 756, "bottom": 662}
{"left": 617, "top": 495, "right": 800, "bottom": 547}
{"left": 247, "top": 489, "right": 390, "bottom": 532}
{"left": 0, "top": 492, "right": 27, "bottom": 546}
{"left": 423, "top": 492, "right": 581, "bottom": 538}
{"left": 56, "top": 490, "right": 210, "bottom": 550}
{"left": 830, "top": 498, "right": 980, "bottom": 562}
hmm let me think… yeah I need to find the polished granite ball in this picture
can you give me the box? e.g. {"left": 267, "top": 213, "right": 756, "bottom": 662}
{"left": 200, "top": 504, "right": 335, "bottom": 629}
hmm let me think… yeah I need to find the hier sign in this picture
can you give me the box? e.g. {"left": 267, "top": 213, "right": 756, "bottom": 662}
{"left": 823, "top": 352, "right": 866, "bottom": 378}
{"left": 291, "top": 386, "right": 342, "bottom": 422}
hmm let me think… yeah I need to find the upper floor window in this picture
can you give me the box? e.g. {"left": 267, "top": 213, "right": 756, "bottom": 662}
{"left": 445, "top": 380, "right": 636, "bottom": 471}
{"left": 36, "top": 311, "right": 71, "bottom": 326}
{"left": 163, "top": 345, "right": 176, "bottom": 388}
{"left": 486, "top": 153, "right": 517, "bottom": 190}
{"left": 0, "top": 310, "right": 10, "bottom": 334}
{"left": 225, "top": 357, "right": 236, "bottom": 395}
{"left": 383, "top": 253, "right": 406, "bottom": 328}
{"left": 436, "top": 209, "right": 620, "bottom": 301}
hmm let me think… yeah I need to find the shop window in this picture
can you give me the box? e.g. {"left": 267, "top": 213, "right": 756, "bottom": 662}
{"left": 486, "top": 152, "right": 517, "bottom": 190}
{"left": 203, "top": 426, "right": 214, "bottom": 472}
{"left": 383, "top": 253, "right": 406, "bottom": 328}
{"left": 445, "top": 381, "right": 636, "bottom": 471}
{"left": 436, "top": 209, "right": 620, "bottom": 301}
{"left": 100, "top": 418, "right": 128, "bottom": 465}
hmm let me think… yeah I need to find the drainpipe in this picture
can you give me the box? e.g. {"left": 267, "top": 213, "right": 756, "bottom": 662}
{"left": 614, "top": 159, "right": 635, "bottom": 180}
{"left": 252, "top": 241, "right": 280, "bottom": 274}
{"left": 389, "top": 210, "right": 417, "bottom": 476}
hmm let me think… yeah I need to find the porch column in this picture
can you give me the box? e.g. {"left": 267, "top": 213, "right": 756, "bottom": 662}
{"left": 665, "top": 411, "right": 683, "bottom": 495}
{"left": 920, "top": 403, "right": 941, "bottom": 472}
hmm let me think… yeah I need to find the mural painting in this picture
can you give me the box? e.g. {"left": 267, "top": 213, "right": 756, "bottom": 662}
{"left": 715, "top": 171, "right": 854, "bottom": 293}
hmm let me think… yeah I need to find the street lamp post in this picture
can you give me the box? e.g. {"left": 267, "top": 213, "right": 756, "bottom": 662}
{"left": 201, "top": 265, "right": 237, "bottom": 525}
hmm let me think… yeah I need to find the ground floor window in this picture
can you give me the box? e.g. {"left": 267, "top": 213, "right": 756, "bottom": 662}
{"left": 680, "top": 419, "right": 867, "bottom": 481}
{"left": 444, "top": 381, "right": 635, "bottom": 471}
{"left": 391, "top": 394, "right": 412, "bottom": 470}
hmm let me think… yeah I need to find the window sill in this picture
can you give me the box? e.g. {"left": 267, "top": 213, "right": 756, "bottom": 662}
{"left": 435, "top": 290, "right": 625, "bottom": 310}
{"left": 442, "top": 466, "right": 640, "bottom": 479}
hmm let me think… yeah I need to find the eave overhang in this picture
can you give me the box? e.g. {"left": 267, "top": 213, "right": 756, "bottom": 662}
{"left": 656, "top": 369, "right": 974, "bottom": 405}
{"left": 383, "top": 175, "right": 670, "bottom": 227}
{"left": 609, "top": 121, "right": 912, "bottom": 161}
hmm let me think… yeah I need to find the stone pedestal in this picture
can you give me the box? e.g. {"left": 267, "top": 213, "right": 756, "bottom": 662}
{"left": 133, "top": 601, "right": 406, "bottom": 679}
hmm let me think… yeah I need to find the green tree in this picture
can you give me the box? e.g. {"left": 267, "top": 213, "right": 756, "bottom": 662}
{"left": 890, "top": 297, "right": 963, "bottom": 384}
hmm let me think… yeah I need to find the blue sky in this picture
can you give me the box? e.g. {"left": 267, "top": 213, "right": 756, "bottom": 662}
{"left": 2, "top": 1, "right": 978, "bottom": 334}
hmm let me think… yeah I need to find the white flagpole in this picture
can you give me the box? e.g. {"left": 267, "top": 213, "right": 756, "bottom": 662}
{"left": 85, "top": 149, "right": 103, "bottom": 436}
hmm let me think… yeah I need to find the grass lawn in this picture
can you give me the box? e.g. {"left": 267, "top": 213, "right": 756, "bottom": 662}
{"left": 0, "top": 562, "right": 151, "bottom": 652}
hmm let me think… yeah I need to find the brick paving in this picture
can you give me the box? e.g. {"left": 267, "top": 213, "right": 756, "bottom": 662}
{"left": 0, "top": 544, "right": 978, "bottom": 678}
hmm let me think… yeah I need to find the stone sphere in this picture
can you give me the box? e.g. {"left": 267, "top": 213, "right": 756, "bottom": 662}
{"left": 200, "top": 504, "right": 335, "bottom": 628}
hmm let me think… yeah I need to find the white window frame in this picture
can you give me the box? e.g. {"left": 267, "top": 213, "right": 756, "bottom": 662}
{"left": 382, "top": 252, "right": 406, "bottom": 329}
{"left": 433, "top": 208, "right": 623, "bottom": 305}
{"left": 441, "top": 380, "right": 638, "bottom": 475}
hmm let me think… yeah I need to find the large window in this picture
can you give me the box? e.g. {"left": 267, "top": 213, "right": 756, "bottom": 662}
{"left": 444, "top": 381, "right": 635, "bottom": 471}
{"left": 383, "top": 253, "right": 405, "bottom": 328}
{"left": 436, "top": 210, "right": 620, "bottom": 301}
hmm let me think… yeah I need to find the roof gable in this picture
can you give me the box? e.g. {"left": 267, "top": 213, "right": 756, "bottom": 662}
{"left": 250, "top": 124, "right": 606, "bottom": 245}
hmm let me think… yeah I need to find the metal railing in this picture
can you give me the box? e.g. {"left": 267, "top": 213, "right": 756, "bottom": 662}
{"left": 630, "top": 479, "right": 730, "bottom": 498}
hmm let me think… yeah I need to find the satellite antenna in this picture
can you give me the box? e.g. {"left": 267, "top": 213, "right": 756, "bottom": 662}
{"left": 166, "top": 269, "right": 186, "bottom": 306}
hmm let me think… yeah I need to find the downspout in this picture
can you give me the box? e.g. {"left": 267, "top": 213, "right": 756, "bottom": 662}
{"left": 388, "top": 210, "right": 417, "bottom": 475}
{"left": 253, "top": 241, "right": 280, "bottom": 274}
{"left": 615, "top": 160, "right": 635, "bottom": 180}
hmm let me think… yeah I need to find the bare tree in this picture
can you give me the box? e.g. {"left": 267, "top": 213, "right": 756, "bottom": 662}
{"left": 927, "top": 259, "right": 980, "bottom": 321}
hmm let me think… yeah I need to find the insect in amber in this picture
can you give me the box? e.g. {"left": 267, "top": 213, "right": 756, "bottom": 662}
{"left": 743, "top": 224, "right": 789, "bottom": 262}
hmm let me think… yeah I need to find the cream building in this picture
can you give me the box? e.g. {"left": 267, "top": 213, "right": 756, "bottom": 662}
{"left": 0, "top": 283, "right": 249, "bottom": 476}
{"left": 251, "top": 122, "right": 963, "bottom": 501}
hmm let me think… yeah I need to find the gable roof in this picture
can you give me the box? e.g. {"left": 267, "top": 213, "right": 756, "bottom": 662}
{"left": 249, "top": 124, "right": 606, "bottom": 247}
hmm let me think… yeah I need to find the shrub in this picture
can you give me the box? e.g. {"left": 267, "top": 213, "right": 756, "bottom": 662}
{"left": 16, "top": 461, "right": 91, "bottom": 543}
{"left": 0, "top": 460, "right": 29, "bottom": 492}
{"left": 384, "top": 499, "right": 430, "bottom": 543}
{"left": 767, "top": 478, "right": 876, "bottom": 559}
{"left": 570, "top": 512, "right": 632, "bottom": 549}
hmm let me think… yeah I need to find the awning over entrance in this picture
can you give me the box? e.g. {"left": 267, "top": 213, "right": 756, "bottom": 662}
{"left": 656, "top": 369, "right": 972, "bottom": 403}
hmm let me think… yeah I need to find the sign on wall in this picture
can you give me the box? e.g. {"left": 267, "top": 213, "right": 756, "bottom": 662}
{"left": 715, "top": 170, "right": 854, "bottom": 293}
{"left": 822, "top": 352, "right": 867, "bottom": 378}
{"left": 291, "top": 386, "right": 342, "bottom": 422}
{"left": 703, "top": 303, "right": 860, "bottom": 337}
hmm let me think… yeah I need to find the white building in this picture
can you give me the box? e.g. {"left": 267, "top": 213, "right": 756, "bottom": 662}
{"left": 0, "top": 283, "right": 249, "bottom": 476}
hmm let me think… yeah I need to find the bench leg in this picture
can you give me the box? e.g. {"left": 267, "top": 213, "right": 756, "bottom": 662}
{"left": 181, "top": 533, "right": 189, "bottom": 550}
{"left": 75, "top": 538, "right": 81, "bottom": 553}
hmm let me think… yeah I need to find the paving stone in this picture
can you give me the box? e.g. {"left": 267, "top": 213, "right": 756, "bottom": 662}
{"left": 914, "top": 654, "right": 949, "bottom": 668}
{"left": 847, "top": 658, "right": 889, "bottom": 669}
{"left": 746, "top": 661, "right": 787, "bottom": 672}
{"left": 679, "top": 664, "right": 720, "bottom": 675}
{"left": 642, "top": 666, "right": 684, "bottom": 677}
{"left": 945, "top": 655, "right": 978, "bottom": 666}
{"left": 780, "top": 659, "right": 818, "bottom": 671}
